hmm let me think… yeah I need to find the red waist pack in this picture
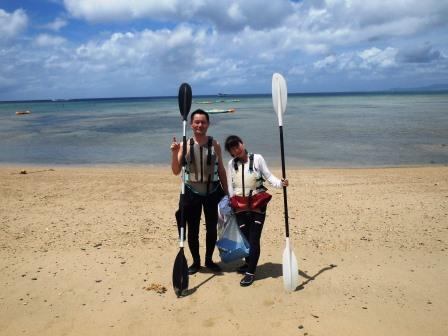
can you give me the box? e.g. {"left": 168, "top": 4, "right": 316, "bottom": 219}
{"left": 230, "top": 192, "right": 272, "bottom": 211}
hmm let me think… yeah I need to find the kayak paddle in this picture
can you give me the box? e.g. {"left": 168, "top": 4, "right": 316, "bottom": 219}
{"left": 272, "top": 73, "right": 299, "bottom": 292}
{"left": 172, "top": 82, "right": 192, "bottom": 297}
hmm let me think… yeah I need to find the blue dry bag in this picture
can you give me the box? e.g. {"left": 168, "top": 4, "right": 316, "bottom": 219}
{"left": 216, "top": 214, "right": 250, "bottom": 263}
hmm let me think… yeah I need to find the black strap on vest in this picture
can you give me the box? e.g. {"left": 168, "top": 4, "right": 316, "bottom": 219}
{"left": 207, "top": 136, "right": 213, "bottom": 165}
{"left": 233, "top": 153, "right": 254, "bottom": 172}
{"left": 189, "top": 136, "right": 213, "bottom": 165}
{"left": 189, "top": 138, "right": 198, "bottom": 181}
{"left": 189, "top": 138, "right": 195, "bottom": 163}
{"left": 249, "top": 153, "right": 254, "bottom": 173}
{"left": 206, "top": 136, "right": 213, "bottom": 194}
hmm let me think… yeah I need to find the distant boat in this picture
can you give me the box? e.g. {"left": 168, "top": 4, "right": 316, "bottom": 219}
{"left": 217, "top": 93, "right": 229, "bottom": 97}
{"left": 206, "top": 108, "right": 236, "bottom": 114}
{"left": 15, "top": 110, "right": 31, "bottom": 115}
{"left": 196, "top": 101, "right": 214, "bottom": 104}
{"left": 230, "top": 99, "right": 241, "bottom": 102}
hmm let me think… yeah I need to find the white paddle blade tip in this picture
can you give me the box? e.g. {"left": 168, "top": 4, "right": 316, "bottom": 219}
{"left": 272, "top": 73, "right": 288, "bottom": 126}
{"left": 282, "top": 245, "right": 299, "bottom": 292}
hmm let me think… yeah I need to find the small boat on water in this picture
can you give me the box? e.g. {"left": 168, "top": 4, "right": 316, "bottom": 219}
{"left": 16, "top": 110, "right": 31, "bottom": 115}
{"left": 205, "top": 108, "right": 236, "bottom": 114}
{"left": 196, "top": 101, "right": 214, "bottom": 104}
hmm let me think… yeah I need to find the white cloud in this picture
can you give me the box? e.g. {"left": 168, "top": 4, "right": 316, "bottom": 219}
{"left": 60, "top": 1, "right": 448, "bottom": 59}
{"left": 298, "top": 0, "right": 448, "bottom": 29}
{"left": 227, "top": 3, "right": 245, "bottom": 23}
{"left": 63, "top": 0, "right": 293, "bottom": 31}
{"left": 358, "top": 47, "right": 397, "bottom": 68}
{"left": 69, "top": 25, "right": 211, "bottom": 79}
{"left": 286, "top": 0, "right": 448, "bottom": 48}
{"left": 0, "top": 8, "right": 28, "bottom": 40}
{"left": 314, "top": 47, "right": 398, "bottom": 73}
{"left": 314, "top": 55, "right": 337, "bottom": 69}
{"left": 44, "top": 18, "right": 68, "bottom": 31}
{"left": 64, "top": 0, "right": 179, "bottom": 22}
{"left": 303, "top": 43, "right": 329, "bottom": 54}
{"left": 35, "top": 34, "right": 67, "bottom": 47}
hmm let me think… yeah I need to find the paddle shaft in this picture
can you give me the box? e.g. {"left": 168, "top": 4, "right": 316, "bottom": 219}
{"left": 179, "top": 120, "right": 187, "bottom": 246}
{"left": 279, "top": 125, "right": 290, "bottom": 238}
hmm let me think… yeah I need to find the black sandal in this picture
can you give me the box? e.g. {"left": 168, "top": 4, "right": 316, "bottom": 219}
{"left": 240, "top": 273, "right": 254, "bottom": 287}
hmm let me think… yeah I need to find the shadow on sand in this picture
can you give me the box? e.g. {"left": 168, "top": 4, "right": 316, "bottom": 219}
{"left": 178, "top": 262, "right": 337, "bottom": 296}
{"left": 296, "top": 264, "right": 337, "bottom": 291}
{"left": 181, "top": 274, "right": 217, "bottom": 297}
{"left": 256, "top": 262, "right": 338, "bottom": 291}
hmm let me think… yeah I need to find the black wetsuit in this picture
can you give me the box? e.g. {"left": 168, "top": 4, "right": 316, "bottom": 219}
{"left": 235, "top": 207, "right": 267, "bottom": 274}
{"left": 176, "top": 183, "right": 224, "bottom": 263}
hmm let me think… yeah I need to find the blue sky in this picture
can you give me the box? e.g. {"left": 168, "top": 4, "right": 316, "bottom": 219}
{"left": 1, "top": 0, "right": 447, "bottom": 100}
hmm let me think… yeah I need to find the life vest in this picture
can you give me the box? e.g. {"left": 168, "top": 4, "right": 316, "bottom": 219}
{"left": 232, "top": 153, "right": 266, "bottom": 197}
{"left": 185, "top": 136, "right": 220, "bottom": 193}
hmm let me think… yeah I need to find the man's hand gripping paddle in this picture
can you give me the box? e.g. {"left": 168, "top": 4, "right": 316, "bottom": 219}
{"left": 272, "top": 73, "right": 299, "bottom": 292}
{"left": 172, "top": 83, "right": 192, "bottom": 297}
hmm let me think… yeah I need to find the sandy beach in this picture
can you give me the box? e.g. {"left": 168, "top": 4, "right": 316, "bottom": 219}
{"left": 0, "top": 165, "right": 447, "bottom": 336}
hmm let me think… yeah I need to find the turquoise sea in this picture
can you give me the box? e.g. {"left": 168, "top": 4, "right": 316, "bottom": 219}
{"left": 1, "top": 92, "right": 447, "bottom": 167}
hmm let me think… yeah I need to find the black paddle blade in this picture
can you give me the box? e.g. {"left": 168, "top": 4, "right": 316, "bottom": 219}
{"left": 172, "top": 248, "right": 189, "bottom": 297}
{"left": 178, "top": 83, "right": 192, "bottom": 121}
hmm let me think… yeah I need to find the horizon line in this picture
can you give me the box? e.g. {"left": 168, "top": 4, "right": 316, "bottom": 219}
{"left": 1, "top": 88, "right": 448, "bottom": 104}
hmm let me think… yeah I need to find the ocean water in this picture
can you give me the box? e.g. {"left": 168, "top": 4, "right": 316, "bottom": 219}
{"left": 1, "top": 92, "right": 447, "bottom": 168}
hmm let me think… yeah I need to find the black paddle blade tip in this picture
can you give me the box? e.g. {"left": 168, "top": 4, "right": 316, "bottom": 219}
{"left": 173, "top": 286, "right": 187, "bottom": 298}
{"left": 172, "top": 249, "right": 189, "bottom": 297}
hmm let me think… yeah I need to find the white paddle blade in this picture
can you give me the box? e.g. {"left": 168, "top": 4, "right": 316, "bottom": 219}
{"left": 282, "top": 240, "right": 299, "bottom": 291}
{"left": 272, "top": 73, "right": 288, "bottom": 126}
